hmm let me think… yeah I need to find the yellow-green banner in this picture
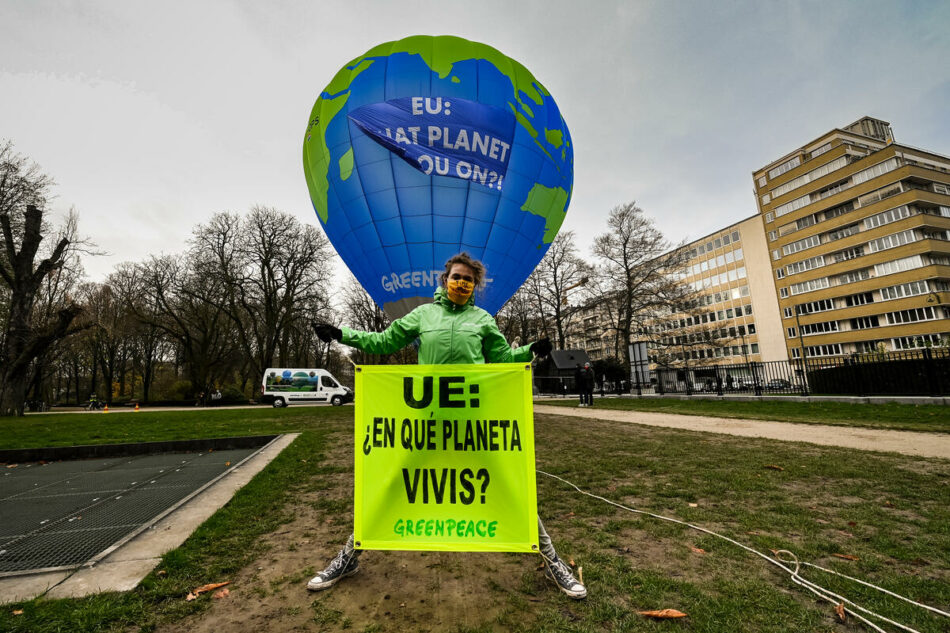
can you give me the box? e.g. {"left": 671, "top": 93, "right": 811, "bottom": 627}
{"left": 354, "top": 363, "right": 538, "bottom": 552}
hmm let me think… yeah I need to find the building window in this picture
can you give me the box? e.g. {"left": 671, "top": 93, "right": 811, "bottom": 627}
{"left": 784, "top": 307, "right": 793, "bottom": 318}
{"left": 800, "top": 320, "right": 840, "bottom": 336}
{"left": 787, "top": 327, "right": 797, "bottom": 338}
{"left": 751, "top": 343, "right": 760, "bottom": 353}
{"left": 790, "top": 277, "right": 830, "bottom": 296}
{"left": 769, "top": 230, "right": 777, "bottom": 241}
{"left": 761, "top": 194, "right": 771, "bottom": 205}
{"left": 748, "top": 323, "right": 756, "bottom": 334}
{"left": 772, "top": 249, "right": 781, "bottom": 261}
{"left": 852, "top": 158, "right": 899, "bottom": 185}
{"left": 798, "top": 298, "right": 835, "bottom": 315}
{"left": 864, "top": 205, "right": 912, "bottom": 230}
{"left": 768, "top": 156, "right": 802, "bottom": 179}
{"left": 892, "top": 334, "right": 947, "bottom": 350}
{"left": 874, "top": 255, "right": 925, "bottom": 277}
{"left": 837, "top": 268, "right": 871, "bottom": 285}
{"left": 780, "top": 287, "right": 789, "bottom": 298}
{"left": 776, "top": 268, "right": 786, "bottom": 280}
{"left": 765, "top": 212, "right": 774, "bottom": 223}
{"left": 880, "top": 280, "right": 931, "bottom": 301}
{"left": 810, "top": 142, "right": 832, "bottom": 158}
{"left": 785, "top": 254, "right": 825, "bottom": 276}
{"left": 823, "top": 201, "right": 854, "bottom": 221}
{"left": 850, "top": 316, "right": 880, "bottom": 330}
{"left": 885, "top": 306, "right": 938, "bottom": 325}
{"left": 783, "top": 234, "right": 821, "bottom": 256}
{"left": 867, "top": 229, "right": 918, "bottom": 253}
{"left": 770, "top": 156, "right": 848, "bottom": 198}
{"left": 832, "top": 246, "right": 864, "bottom": 263}
{"left": 844, "top": 292, "right": 874, "bottom": 307}
{"left": 774, "top": 194, "right": 812, "bottom": 218}
{"left": 826, "top": 223, "right": 861, "bottom": 242}
{"left": 757, "top": 176, "right": 767, "bottom": 188}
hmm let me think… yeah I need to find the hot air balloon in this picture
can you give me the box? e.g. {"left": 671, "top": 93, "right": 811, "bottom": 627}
{"left": 303, "top": 35, "right": 573, "bottom": 318}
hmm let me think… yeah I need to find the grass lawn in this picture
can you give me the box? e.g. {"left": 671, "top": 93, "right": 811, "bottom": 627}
{"left": 0, "top": 406, "right": 948, "bottom": 632}
{"left": 540, "top": 396, "right": 950, "bottom": 433}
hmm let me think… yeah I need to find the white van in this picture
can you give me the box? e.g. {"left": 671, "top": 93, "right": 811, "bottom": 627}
{"left": 260, "top": 368, "right": 354, "bottom": 408}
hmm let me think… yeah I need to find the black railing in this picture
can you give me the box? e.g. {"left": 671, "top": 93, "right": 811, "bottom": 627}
{"left": 533, "top": 348, "right": 950, "bottom": 397}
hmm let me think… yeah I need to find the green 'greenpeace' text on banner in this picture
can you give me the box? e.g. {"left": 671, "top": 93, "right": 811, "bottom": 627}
{"left": 354, "top": 364, "right": 538, "bottom": 552}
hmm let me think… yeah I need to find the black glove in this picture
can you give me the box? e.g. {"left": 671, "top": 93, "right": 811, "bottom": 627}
{"left": 312, "top": 322, "right": 342, "bottom": 343}
{"left": 530, "top": 337, "right": 553, "bottom": 358}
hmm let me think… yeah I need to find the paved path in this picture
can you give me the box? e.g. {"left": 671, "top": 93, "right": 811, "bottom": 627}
{"left": 534, "top": 405, "right": 950, "bottom": 459}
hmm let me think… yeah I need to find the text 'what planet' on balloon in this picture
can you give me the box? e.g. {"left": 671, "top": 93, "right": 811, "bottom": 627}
{"left": 303, "top": 35, "right": 573, "bottom": 319}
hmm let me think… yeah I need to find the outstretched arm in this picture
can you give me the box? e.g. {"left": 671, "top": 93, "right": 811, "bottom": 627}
{"left": 339, "top": 311, "right": 421, "bottom": 355}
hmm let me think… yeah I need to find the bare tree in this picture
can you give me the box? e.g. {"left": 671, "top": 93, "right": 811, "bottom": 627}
{"left": 0, "top": 143, "right": 88, "bottom": 415}
{"left": 590, "top": 202, "right": 693, "bottom": 368}
{"left": 496, "top": 283, "right": 543, "bottom": 349}
{"left": 529, "top": 231, "right": 590, "bottom": 348}
{"left": 132, "top": 254, "right": 239, "bottom": 403}
{"left": 190, "top": 206, "right": 334, "bottom": 385}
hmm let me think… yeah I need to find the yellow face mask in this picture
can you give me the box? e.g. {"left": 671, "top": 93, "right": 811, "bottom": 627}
{"left": 446, "top": 278, "right": 474, "bottom": 304}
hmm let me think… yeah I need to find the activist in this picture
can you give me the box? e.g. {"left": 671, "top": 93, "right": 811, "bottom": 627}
{"left": 307, "top": 252, "right": 588, "bottom": 599}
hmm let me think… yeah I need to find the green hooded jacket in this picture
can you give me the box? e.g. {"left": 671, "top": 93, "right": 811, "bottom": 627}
{"left": 341, "top": 288, "right": 534, "bottom": 365}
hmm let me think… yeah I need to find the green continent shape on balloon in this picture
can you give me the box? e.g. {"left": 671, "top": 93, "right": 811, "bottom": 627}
{"left": 304, "top": 57, "right": 376, "bottom": 222}
{"left": 545, "top": 129, "right": 563, "bottom": 148}
{"left": 304, "top": 36, "right": 571, "bottom": 224}
{"left": 339, "top": 147, "right": 354, "bottom": 181}
{"left": 520, "top": 184, "right": 569, "bottom": 244}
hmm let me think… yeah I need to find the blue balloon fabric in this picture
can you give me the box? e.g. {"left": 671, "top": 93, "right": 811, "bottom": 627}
{"left": 303, "top": 35, "right": 573, "bottom": 318}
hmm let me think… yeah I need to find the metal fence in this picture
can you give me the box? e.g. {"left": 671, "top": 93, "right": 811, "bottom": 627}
{"left": 533, "top": 348, "right": 950, "bottom": 397}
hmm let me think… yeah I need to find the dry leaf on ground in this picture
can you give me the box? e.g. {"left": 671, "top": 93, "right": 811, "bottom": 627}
{"left": 764, "top": 465, "right": 785, "bottom": 471}
{"left": 690, "top": 546, "right": 706, "bottom": 554}
{"left": 687, "top": 503, "right": 698, "bottom": 508}
{"left": 186, "top": 581, "right": 230, "bottom": 600}
{"left": 212, "top": 588, "right": 230, "bottom": 599}
{"left": 194, "top": 581, "right": 230, "bottom": 594}
{"left": 835, "top": 603, "right": 847, "bottom": 622}
{"left": 638, "top": 609, "right": 688, "bottom": 619}
{"left": 12, "top": 610, "right": 23, "bottom": 615}
{"left": 833, "top": 554, "right": 859, "bottom": 561}
{"left": 225, "top": 461, "right": 231, "bottom": 467}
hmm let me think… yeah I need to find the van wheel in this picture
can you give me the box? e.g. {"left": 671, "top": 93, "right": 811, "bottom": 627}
{"left": 331, "top": 395, "right": 343, "bottom": 406}
{"left": 273, "top": 397, "right": 286, "bottom": 408}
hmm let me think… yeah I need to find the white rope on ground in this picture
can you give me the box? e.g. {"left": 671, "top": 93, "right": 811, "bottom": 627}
{"left": 537, "top": 469, "right": 949, "bottom": 633}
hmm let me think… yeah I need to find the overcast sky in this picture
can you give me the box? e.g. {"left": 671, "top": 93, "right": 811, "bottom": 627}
{"left": 2, "top": 0, "right": 948, "bottom": 283}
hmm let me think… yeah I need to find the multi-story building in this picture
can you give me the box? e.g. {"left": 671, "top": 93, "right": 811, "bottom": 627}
{"left": 640, "top": 216, "right": 785, "bottom": 370}
{"left": 562, "top": 215, "right": 786, "bottom": 370}
{"left": 754, "top": 117, "right": 950, "bottom": 359}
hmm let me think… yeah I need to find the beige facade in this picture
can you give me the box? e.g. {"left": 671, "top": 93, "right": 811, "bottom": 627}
{"left": 753, "top": 117, "right": 950, "bottom": 359}
{"left": 562, "top": 215, "right": 786, "bottom": 368}
{"left": 650, "top": 216, "right": 786, "bottom": 366}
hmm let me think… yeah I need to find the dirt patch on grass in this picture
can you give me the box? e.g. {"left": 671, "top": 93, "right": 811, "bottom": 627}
{"left": 153, "top": 433, "right": 546, "bottom": 633}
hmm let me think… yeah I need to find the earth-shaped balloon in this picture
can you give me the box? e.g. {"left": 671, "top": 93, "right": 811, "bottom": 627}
{"left": 303, "top": 35, "right": 573, "bottom": 318}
